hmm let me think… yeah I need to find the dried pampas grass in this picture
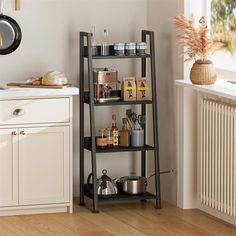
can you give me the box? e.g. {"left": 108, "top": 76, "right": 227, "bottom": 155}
{"left": 173, "top": 15, "right": 221, "bottom": 61}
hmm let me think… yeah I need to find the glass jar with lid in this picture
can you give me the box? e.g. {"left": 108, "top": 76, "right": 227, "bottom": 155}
{"left": 136, "top": 42, "right": 147, "bottom": 55}
{"left": 96, "top": 128, "right": 107, "bottom": 149}
{"left": 114, "top": 43, "right": 125, "bottom": 56}
{"left": 125, "top": 42, "right": 136, "bottom": 56}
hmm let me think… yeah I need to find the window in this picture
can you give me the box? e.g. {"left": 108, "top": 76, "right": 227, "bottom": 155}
{"left": 206, "top": 0, "right": 236, "bottom": 80}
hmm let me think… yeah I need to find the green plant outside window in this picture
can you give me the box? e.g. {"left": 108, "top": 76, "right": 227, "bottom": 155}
{"left": 211, "top": 0, "right": 236, "bottom": 54}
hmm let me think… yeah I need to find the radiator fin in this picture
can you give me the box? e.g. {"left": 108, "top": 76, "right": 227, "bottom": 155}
{"left": 201, "top": 99, "right": 236, "bottom": 217}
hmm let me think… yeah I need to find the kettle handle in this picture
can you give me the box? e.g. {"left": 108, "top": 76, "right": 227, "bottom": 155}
{"left": 87, "top": 173, "right": 93, "bottom": 185}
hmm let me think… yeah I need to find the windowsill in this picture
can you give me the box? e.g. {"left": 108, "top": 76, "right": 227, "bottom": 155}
{"left": 175, "top": 78, "right": 236, "bottom": 101}
{"left": 215, "top": 68, "right": 236, "bottom": 82}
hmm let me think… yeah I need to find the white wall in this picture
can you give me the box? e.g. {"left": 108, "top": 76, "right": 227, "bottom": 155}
{"left": 0, "top": 0, "right": 147, "bottom": 83}
{"left": 147, "top": 0, "right": 179, "bottom": 204}
{"left": 0, "top": 0, "right": 147, "bottom": 196}
{"left": 177, "top": 0, "right": 204, "bottom": 209}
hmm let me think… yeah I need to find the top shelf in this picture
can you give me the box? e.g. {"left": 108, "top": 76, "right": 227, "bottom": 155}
{"left": 83, "top": 54, "right": 151, "bottom": 60}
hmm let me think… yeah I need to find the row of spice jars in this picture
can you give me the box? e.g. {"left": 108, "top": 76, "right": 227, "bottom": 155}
{"left": 96, "top": 127, "right": 144, "bottom": 149}
{"left": 113, "top": 42, "right": 147, "bottom": 56}
{"left": 96, "top": 117, "right": 130, "bottom": 149}
{"left": 96, "top": 128, "right": 114, "bottom": 149}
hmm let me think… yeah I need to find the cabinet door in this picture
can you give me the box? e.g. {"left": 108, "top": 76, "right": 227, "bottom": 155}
{"left": 0, "top": 129, "right": 18, "bottom": 207}
{"left": 19, "top": 126, "right": 70, "bottom": 205}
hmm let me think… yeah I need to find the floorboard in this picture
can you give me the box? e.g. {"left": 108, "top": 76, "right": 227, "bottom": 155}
{"left": 0, "top": 199, "right": 235, "bottom": 236}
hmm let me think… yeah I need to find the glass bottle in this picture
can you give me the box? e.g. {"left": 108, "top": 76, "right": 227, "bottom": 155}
{"left": 106, "top": 127, "right": 113, "bottom": 147}
{"left": 101, "top": 29, "right": 110, "bottom": 56}
{"left": 119, "top": 118, "right": 130, "bottom": 147}
{"left": 111, "top": 114, "right": 119, "bottom": 147}
{"left": 90, "top": 26, "right": 98, "bottom": 56}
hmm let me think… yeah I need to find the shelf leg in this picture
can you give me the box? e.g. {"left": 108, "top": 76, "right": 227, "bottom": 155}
{"left": 87, "top": 33, "right": 99, "bottom": 213}
{"left": 79, "top": 32, "right": 85, "bottom": 207}
{"left": 141, "top": 104, "right": 146, "bottom": 180}
{"left": 141, "top": 34, "right": 147, "bottom": 182}
{"left": 150, "top": 32, "right": 161, "bottom": 209}
{"left": 142, "top": 30, "right": 162, "bottom": 209}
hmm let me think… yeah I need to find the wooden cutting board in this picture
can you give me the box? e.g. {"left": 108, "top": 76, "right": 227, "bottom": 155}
{"left": 7, "top": 82, "right": 72, "bottom": 89}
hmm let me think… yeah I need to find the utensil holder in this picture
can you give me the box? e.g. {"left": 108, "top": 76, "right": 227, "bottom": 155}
{"left": 131, "top": 129, "right": 144, "bottom": 147}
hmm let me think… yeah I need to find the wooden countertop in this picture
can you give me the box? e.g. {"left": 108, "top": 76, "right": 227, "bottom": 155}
{"left": 0, "top": 82, "right": 79, "bottom": 99}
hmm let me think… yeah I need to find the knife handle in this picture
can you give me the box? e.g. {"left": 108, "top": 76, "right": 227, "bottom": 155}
{"left": 15, "top": 0, "right": 20, "bottom": 11}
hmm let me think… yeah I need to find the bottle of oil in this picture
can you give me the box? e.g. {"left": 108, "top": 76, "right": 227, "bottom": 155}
{"left": 111, "top": 114, "right": 119, "bottom": 147}
{"left": 119, "top": 118, "right": 130, "bottom": 147}
{"left": 90, "top": 26, "right": 98, "bottom": 56}
{"left": 101, "top": 29, "right": 110, "bottom": 56}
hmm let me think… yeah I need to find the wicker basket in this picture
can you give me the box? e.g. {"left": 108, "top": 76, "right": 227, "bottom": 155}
{"left": 190, "top": 60, "right": 217, "bottom": 85}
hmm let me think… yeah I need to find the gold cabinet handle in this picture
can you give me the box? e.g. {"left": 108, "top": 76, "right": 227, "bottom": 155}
{"left": 13, "top": 109, "right": 25, "bottom": 116}
{"left": 11, "top": 131, "right": 17, "bottom": 136}
{"left": 20, "top": 131, "right": 26, "bottom": 135}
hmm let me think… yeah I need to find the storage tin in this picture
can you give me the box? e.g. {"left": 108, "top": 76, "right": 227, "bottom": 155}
{"left": 114, "top": 43, "right": 125, "bottom": 56}
{"left": 125, "top": 42, "right": 136, "bottom": 56}
{"left": 136, "top": 42, "right": 147, "bottom": 55}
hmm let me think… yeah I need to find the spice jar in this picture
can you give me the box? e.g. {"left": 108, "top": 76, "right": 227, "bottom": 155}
{"left": 114, "top": 43, "right": 125, "bottom": 56}
{"left": 136, "top": 42, "right": 147, "bottom": 55}
{"left": 125, "top": 42, "right": 136, "bottom": 56}
{"left": 106, "top": 128, "right": 114, "bottom": 147}
{"left": 96, "top": 128, "right": 107, "bottom": 149}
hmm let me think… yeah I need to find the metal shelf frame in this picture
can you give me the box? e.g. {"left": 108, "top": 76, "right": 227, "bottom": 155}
{"left": 79, "top": 30, "right": 161, "bottom": 213}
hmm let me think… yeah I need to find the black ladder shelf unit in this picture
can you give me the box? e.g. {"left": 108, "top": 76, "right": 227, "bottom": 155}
{"left": 79, "top": 30, "right": 161, "bottom": 213}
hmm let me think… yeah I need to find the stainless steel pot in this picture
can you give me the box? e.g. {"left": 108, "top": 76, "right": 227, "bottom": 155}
{"left": 117, "top": 176, "right": 147, "bottom": 195}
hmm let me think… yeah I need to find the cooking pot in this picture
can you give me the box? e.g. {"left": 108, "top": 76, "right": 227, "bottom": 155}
{"left": 87, "top": 169, "right": 118, "bottom": 196}
{"left": 117, "top": 176, "right": 147, "bottom": 195}
{"left": 0, "top": 0, "right": 22, "bottom": 55}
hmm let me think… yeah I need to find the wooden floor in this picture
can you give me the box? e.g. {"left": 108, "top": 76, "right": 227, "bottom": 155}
{"left": 0, "top": 199, "right": 235, "bottom": 236}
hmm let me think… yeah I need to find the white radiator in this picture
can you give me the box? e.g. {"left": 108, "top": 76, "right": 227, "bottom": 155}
{"left": 200, "top": 98, "right": 236, "bottom": 217}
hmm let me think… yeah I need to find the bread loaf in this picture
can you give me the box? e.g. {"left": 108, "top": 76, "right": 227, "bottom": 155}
{"left": 31, "top": 77, "right": 42, "bottom": 85}
{"left": 42, "top": 71, "right": 67, "bottom": 85}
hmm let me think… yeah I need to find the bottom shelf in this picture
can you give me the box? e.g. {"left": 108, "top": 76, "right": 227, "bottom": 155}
{"left": 84, "top": 184, "right": 156, "bottom": 202}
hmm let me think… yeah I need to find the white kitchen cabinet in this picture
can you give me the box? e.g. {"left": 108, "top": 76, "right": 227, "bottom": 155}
{"left": 0, "top": 129, "right": 18, "bottom": 207}
{"left": 18, "top": 126, "right": 69, "bottom": 206}
{"left": 0, "top": 87, "right": 79, "bottom": 216}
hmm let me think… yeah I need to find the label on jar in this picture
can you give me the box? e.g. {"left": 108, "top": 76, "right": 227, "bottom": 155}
{"left": 96, "top": 137, "right": 107, "bottom": 149}
{"left": 125, "top": 43, "right": 136, "bottom": 50}
{"left": 114, "top": 43, "right": 125, "bottom": 50}
{"left": 137, "top": 42, "right": 147, "bottom": 49}
{"left": 112, "top": 130, "right": 119, "bottom": 146}
{"left": 107, "top": 136, "right": 114, "bottom": 146}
